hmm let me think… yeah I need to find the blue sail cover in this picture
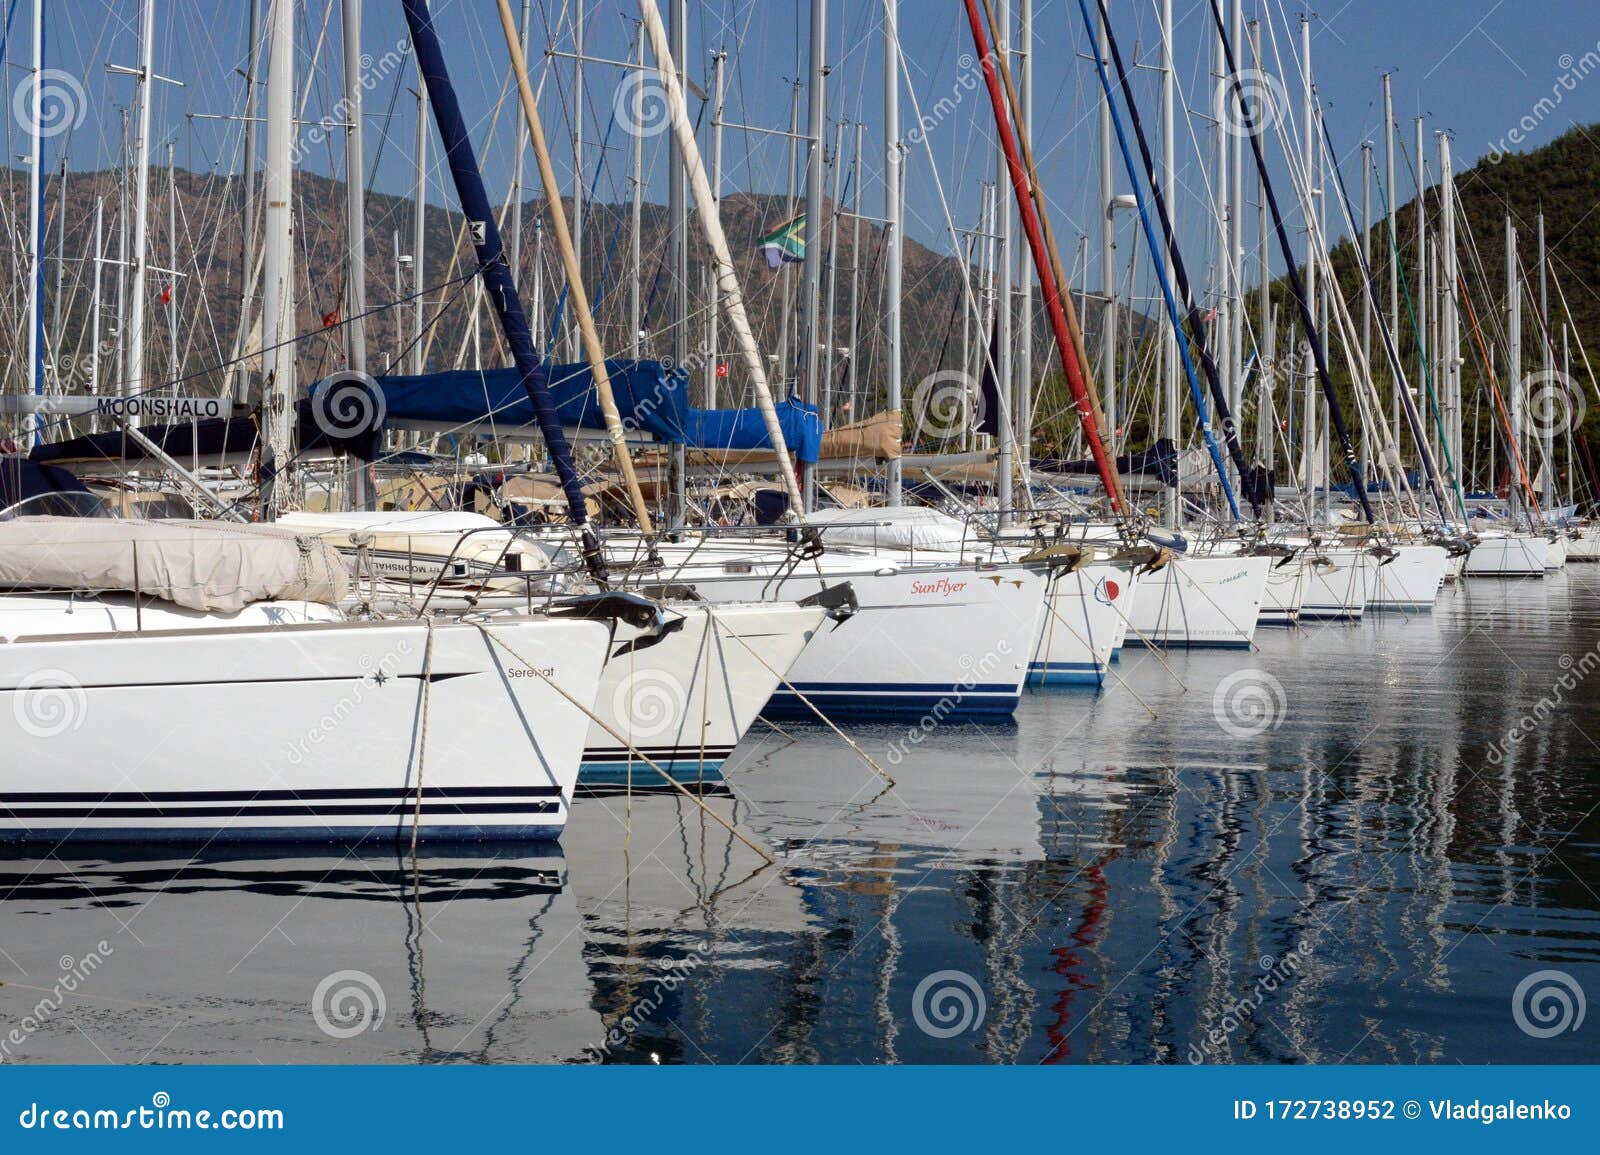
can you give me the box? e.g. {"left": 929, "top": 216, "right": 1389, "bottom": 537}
{"left": 364, "top": 360, "right": 823, "bottom": 463}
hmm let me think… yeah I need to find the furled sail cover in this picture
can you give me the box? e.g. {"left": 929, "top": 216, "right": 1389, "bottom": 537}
{"left": 0, "top": 517, "right": 350, "bottom": 612}
{"left": 368, "top": 360, "right": 824, "bottom": 463}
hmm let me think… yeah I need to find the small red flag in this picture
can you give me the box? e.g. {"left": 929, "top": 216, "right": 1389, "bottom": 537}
{"left": 715, "top": 362, "right": 729, "bottom": 378}
{"left": 160, "top": 284, "right": 172, "bottom": 305}
{"left": 322, "top": 309, "right": 341, "bottom": 328}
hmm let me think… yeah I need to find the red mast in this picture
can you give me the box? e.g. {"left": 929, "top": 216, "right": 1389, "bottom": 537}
{"left": 962, "top": 0, "right": 1125, "bottom": 516}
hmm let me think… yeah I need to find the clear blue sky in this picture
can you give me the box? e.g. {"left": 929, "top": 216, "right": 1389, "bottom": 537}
{"left": 5, "top": 0, "right": 1598, "bottom": 282}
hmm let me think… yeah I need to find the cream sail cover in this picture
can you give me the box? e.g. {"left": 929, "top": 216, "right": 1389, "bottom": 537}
{"left": 0, "top": 517, "right": 350, "bottom": 611}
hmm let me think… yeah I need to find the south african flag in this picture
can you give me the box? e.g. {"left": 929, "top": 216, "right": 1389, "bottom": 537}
{"left": 758, "top": 214, "right": 806, "bottom": 269}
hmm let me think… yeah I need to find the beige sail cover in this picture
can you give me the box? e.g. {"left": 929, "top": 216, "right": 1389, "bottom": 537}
{"left": 0, "top": 517, "right": 349, "bottom": 612}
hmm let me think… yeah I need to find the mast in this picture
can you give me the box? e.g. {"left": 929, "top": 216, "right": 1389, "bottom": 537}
{"left": 800, "top": 0, "right": 827, "bottom": 513}
{"left": 1252, "top": 20, "right": 1270, "bottom": 488}
{"left": 341, "top": 0, "right": 373, "bottom": 508}
{"left": 52, "top": 159, "right": 67, "bottom": 394}
{"left": 1299, "top": 14, "right": 1317, "bottom": 521}
{"left": 707, "top": 44, "right": 726, "bottom": 399}
{"left": 637, "top": 0, "right": 807, "bottom": 514}
{"left": 1383, "top": 74, "right": 1398, "bottom": 449}
{"left": 91, "top": 197, "right": 104, "bottom": 397}
{"left": 846, "top": 121, "right": 863, "bottom": 425}
{"left": 1538, "top": 209, "right": 1553, "bottom": 510}
{"left": 495, "top": 0, "right": 654, "bottom": 534}
{"left": 262, "top": 0, "right": 295, "bottom": 515}
{"left": 410, "top": 74, "right": 427, "bottom": 375}
{"left": 630, "top": 22, "right": 648, "bottom": 358}
{"left": 780, "top": 81, "right": 801, "bottom": 385}
{"left": 1507, "top": 215, "right": 1522, "bottom": 524}
{"left": 1016, "top": 0, "right": 1033, "bottom": 482}
{"left": 570, "top": 0, "right": 584, "bottom": 362}
{"left": 666, "top": 0, "right": 688, "bottom": 527}
{"left": 1212, "top": 13, "right": 1230, "bottom": 432}
{"left": 1361, "top": 143, "right": 1372, "bottom": 383}
{"left": 509, "top": 0, "right": 531, "bottom": 284}
{"left": 117, "top": 109, "right": 129, "bottom": 397}
{"left": 884, "top": 0, "right": 904, "bottom": 506}
{"left": 236, "top": 0, "right": 261, "bottom": 404}
{"left": 822, "top": 120, "right": 845, "bottom": 429}
{"left": 27, "top": 0, "right": 42, "bottom": 436}
{"left": 1439, "top": 131, "right": 1460, "bottom": 504}
{"left": 165, "top": 142, "right": 177, "bottom": 388}
{"left": 127, "top": 0, "right": 156, "bottom": 400}
{"left": 402, "top": 0, "right": 603, "bottom": 564}
{"left": 993, "top": 0, "right": 1013, "bottom": 525}
{"left": 1097, "top": 5, "right": 1116, "bottom": 455}
{"left": 1161, "top": 0, "right": 1178, "bottom": 527}
{"left": 1414, "top": 117, "right": 1427, "bottom": 465}
{"left": 1228, "top": 0, "right": 1244, "bottom": 422}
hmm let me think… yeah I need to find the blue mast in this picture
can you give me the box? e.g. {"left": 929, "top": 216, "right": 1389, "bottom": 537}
{"left": 400, "top": 0, "right": 605, "bottom": 576}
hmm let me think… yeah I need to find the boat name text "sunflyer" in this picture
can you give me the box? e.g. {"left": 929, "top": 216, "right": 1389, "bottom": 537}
{"left": 910, "top": 577, "right": 967, "bottom": 596}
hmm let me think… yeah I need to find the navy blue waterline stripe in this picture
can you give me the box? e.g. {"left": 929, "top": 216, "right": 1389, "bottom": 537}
{"left": 1, "top": 802, "right": 557, "bottom": 819}
{"left": 0, "top": 786, "right": 562, "bottom": 803}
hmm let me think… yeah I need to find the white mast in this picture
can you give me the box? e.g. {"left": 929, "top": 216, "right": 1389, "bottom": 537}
{"left": 1439, "top": 131, "right": 1459, "bottom": 504}
{"left": 822, "top": 119, "right": 845, "bottom": 426}
{"left": 1228, "top": 0, "right": 1244, "bottom": 420}
{"left": 1097, "top": 4, "right": 1115, "bottom": 455}
{"left": 126, "top": 0, "right": 157, "bottom": 399}
{"left": 341, "top": 0, "right": 373, "bottom": 508}
{"left": 800, "top": 0, "right": 827, "bottom": 512}
{"left": 263, "top": 0, "right": 296, "bottom": 515}
{"left": 1507, "top": 215, "right": 1521, "bottom": 524}
{"left": 235, "top": 0, "right": 261, "bottom": 404}
{"left": 509, "top": 0, "right": 531, "bottom": 284}
{"left": 884, "top": 0, "right": 903, "bottom": 505}
{"left": 1016, "top": 0, "right": 1032, "bottom": 483}
{"left": 1299, "top": 14, "right": 1317, "bottom": 521}
{"left": 26, "top": 0, "right": 42, "bottom": 435}
{"left": 1414, "top": 117, "right": 1427, "bottom": 463}
{"left": 637, "top": 0, "right": 806, "bottom": 514}
{"left": 410, "top": 71, "right": 427, "bottom": 375}
{"left": 993, "top": 0, "right": 1013, "bottom": 525}
{"left": 1538, "top": 209, "right": 1553, "bottom": 510}
{"left": 91, "top": 197, "right": 104, "bottom": 397}
{"left": 707, "top": 45, "right": 726, "bottom": 397}
{"left": 1160, "top": 0, "right": 1179, "bottom": 527}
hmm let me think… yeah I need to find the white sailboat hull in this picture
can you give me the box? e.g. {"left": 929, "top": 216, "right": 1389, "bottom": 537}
{"left": 1125, "top": 554, "right": 1269, "bottom": 648}
{"left": 1025, "top": 560, "right": 1139, "bottom": 685}
{"left": 1365, "top": 544, "right": 1449, "bottom": 611}
{"left": 1300, "top": 548, "right": 1370, "bottom": 621}
{"left": 1260, "top": 556, "right": 1306, "bottom": 626}
{"left": 0, "top": 615, "right": 608, "bottom": 843}
{"left": 1464, "top": 534, "right": 1550, "bottom": 576}
{"left": 580, "top": 602, "right": 824, "bottom": 784}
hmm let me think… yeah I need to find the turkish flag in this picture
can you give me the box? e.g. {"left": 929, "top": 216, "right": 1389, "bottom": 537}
{"left": 715, "top": 362, "right": 729, "bottom": 378}
{"left": 160, "top": 285, "right": 172, "bottom": 305}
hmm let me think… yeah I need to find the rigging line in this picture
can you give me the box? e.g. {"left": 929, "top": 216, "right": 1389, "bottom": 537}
{"left": 1203, "top": 0, "right": 1374, "bottom": 524}
{"left": 1077, "top": 0, "right": 1239, "bottom": 519}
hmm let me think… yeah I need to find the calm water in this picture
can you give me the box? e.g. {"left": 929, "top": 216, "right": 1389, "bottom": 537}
{"left": 4, "top": 569, "right": 1599, "bottom": 1064}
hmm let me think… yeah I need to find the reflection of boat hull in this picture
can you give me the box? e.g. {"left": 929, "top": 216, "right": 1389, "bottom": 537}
{"left": 0, "top": 616, "right": 607, "bottom": 843}
{"left": 0, "top": 846, "right": 602, "bottom": 1062}
{"left": 580, "top": 603, "right": 823, "bottom": 786}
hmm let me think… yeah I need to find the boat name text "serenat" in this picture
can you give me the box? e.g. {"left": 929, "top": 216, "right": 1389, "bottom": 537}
{"left": 910, "top": 577, "right": 967, "bottom": 596}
